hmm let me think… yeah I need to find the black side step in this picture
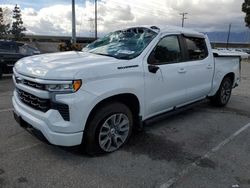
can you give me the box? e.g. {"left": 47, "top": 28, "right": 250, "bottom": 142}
{"left": 143, "top": 99, "right": 206, "bottom": 126}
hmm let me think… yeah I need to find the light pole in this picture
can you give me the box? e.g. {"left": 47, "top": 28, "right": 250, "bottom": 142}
{"left": 226, "top": 23, "right": 232, "bottom": 49}
{"left": 72, "top": 0, "right": 76, "bottom": 44}
{"left": 180, "top": 12, "right": 188, "bottom": 28}
{"left": 94, "top": 0, "right": 97, "bottom": 39}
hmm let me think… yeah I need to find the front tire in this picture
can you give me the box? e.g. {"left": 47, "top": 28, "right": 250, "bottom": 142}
{"left": 84, "top": 102, "right": 133, "bottom": 155}
{"left": 210, "top": 77, "right": 233, "bottom": 107}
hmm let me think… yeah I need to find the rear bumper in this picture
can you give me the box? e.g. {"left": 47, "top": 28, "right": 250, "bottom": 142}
{"left": 233, "top": 77, "right": 240, "bottom": 88}
{"left": 13, "top": 96, "right": 83, "bottom": 146}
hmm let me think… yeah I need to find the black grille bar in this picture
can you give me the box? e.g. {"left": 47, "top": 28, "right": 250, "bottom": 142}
{"left": 17, "top": 88, "right": 50, "bottom": 112}
{"left": 16, "top": 88, "right": 70, "bottom": 121}
{"left": 15, "top": 76, "right": 45, "bottom": 90}
{"left": 23, "top": 79, "right": 45, "bottom": 90}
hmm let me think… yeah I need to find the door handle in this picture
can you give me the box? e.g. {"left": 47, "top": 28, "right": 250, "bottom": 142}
{"left": 178, "top": 68, "right": 187, "bottom": 73}
{"left": 207, "top": 64, "right": 213, "bottom": 69}
{"left": 148, "top": 65, "right": 159, "bottom": 73}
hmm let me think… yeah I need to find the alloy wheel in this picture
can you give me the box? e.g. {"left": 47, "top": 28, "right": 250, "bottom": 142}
{"left": 98, "top": 113, "right": 130, "bottom": 152}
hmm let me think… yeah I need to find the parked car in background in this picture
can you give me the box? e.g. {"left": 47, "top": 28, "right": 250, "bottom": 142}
{"left": 19, "top": 44, "right": 41, "bottom": 56}
{"left": 243, "top": 48, "right": 250, "bottom": 54}
{"left": 0, "top": 40, "right": 40, "bottom": 79}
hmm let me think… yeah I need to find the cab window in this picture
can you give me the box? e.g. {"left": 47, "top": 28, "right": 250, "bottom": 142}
{"left": 148, "top": 35, "right": 182, "bottom": 65}
{"left": 183, "top": 36, "right": 208, "bottom": 61}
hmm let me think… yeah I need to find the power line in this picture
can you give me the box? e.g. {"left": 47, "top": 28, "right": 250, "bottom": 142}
{"left": 180, "top": 12, "right": 188, "bottom": 28}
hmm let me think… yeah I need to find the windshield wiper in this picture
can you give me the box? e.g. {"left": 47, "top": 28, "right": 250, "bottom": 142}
{"left": 92, "top": 52, "right": 118, "bottom": 59}
{"left": 90, "top": 52, "right": 131, "bottom": 60}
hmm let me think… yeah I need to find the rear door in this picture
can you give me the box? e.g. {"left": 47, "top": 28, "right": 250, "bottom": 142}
{"left": 144, "top": 35, "right": 188, "bottom": 118}
{"left": 181, "top": 35, "right": 214, "bottom": 103}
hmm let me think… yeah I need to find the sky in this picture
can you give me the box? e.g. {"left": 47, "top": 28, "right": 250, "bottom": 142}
{"left": 0, "top": 0, "right": 247, "bottom": 37}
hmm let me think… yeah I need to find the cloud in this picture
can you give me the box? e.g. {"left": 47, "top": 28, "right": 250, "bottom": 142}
{"left": 0, "top": 0, "right": 247, "bottom": 37}
{"left": 98, "top": 3, "right": 134, "bottom": 21}
{"left": 23, "top": 8, "right": 37, "bottom": 16}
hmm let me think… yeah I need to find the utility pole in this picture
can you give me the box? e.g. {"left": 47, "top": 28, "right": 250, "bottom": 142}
{"left": 180, "top": 12, "right": 188, "bottom": 28}
{"left": 226, "top": 23, "right": 232, "bottom": 49}
{"left": 94, "top": 0, "right": 97, "bottom": 39}
{"left": 72, "top": 0, "right": 76, "bottom": 44}
{"left": 88, "top": 18, "right": 95, "bottom": 37}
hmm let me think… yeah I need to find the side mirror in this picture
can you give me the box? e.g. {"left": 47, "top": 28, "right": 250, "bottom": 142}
{"left": 148, "top": 65, "right": 159, "bottom": 73}
{"left": 147, "top": 51, "right": 159, "bottom": 65}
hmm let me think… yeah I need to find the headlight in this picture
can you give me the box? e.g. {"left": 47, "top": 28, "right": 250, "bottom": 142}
{"left": 45, "top": 80, "right": 82, "bottom": 93}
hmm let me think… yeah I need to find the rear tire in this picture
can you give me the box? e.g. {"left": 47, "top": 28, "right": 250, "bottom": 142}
{"left": 84, "top": 102, "right": 133, "bottom": 155}
{"left": 210, "top": 77, "right": 233, "bottom": 107}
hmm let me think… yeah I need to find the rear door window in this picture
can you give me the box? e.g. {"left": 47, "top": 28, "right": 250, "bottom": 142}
{"left": 183, "top": 36, "right": 208, "bottom": 61}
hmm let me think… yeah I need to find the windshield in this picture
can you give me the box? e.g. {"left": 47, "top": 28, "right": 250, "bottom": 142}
{"left": 83, "top": 27, "right": 157, "bottom": 60}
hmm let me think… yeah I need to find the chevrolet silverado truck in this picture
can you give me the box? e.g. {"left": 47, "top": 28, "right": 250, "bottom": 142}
{"left": 12, "top": 26, "right": 242, "bottom": 154}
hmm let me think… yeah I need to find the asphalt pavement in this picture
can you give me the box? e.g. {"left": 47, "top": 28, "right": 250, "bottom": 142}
{"left": 0, "top": 61, "right": 250, "bottom": 188}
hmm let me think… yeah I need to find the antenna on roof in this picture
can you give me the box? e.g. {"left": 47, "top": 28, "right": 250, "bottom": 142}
{"left": 150, "top": 26, "right": 160, "bottom": 32}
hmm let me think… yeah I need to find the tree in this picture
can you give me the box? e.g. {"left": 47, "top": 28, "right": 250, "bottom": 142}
{"left": 0, "top": 7, "right": 10, "bottom": 39}
{"left": 11, "top": 4, "right": 26, "bottom": 40}
{"left": 242, "top": 0, "right": 250, "bottom": 28}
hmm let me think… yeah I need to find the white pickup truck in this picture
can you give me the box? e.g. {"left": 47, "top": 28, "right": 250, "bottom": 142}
{"left": 12, "top": 26, "right": 242, "bottom": 154}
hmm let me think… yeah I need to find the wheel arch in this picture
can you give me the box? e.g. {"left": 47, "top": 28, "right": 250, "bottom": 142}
{"left": 224, "top": 72, "right": 235, "bottom": 83}
{"left": 85, "top": 93, "right": 141, "bottom": 130}
{"left": 209, "top": 71, "right": 235, "bottom": 97}
{"left": 209, "top": 72, "right": 234, "bottom": 107}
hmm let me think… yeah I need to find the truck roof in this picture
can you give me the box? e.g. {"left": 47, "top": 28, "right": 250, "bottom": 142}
{"left": 124, "top": 25, "right": 205, "bottom": 38}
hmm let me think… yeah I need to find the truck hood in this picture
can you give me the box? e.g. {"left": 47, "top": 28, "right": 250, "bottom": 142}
{"left": 14, "top": 51, "right": 118, "bottom": 79}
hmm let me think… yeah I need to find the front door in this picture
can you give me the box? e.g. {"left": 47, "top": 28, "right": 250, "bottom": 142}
{"left": 144, "top": 35, "right": 188, "bottom": 118}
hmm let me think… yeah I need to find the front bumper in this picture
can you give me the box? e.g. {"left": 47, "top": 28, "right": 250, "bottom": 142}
{"left": 12, "top": 70, "right": 100, "bottom": 146}
{"left": 13, "top": 94, "right": 83, "bottom": 146}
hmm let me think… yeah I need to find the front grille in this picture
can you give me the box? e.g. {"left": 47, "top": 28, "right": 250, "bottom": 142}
{"left": 16, "top": 88, "right": 70, "bottom": 121}
{"left": 17, "top": 88, "right": 50, "bottom": 112}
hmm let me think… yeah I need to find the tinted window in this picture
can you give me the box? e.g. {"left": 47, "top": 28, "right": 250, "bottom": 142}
{"left": 0, "top": 42, "right": 18, "bottom": 53}
{"left": 150, "top": 36, "right": 181, "bottom": 64}
{"left": 184, "top": 37, "right": 208, "bottom": 61}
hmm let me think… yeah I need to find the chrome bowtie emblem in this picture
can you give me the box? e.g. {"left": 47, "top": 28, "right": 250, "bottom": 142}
{"left": 16, "top": 77, "right": 23, "bottom": 84}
